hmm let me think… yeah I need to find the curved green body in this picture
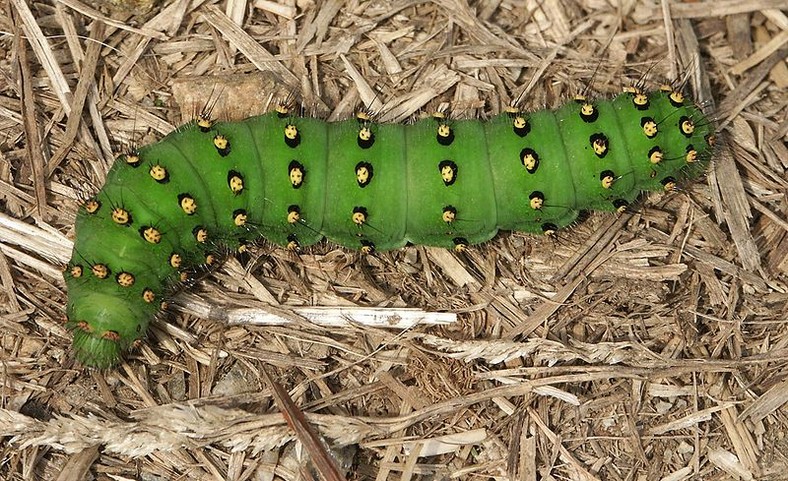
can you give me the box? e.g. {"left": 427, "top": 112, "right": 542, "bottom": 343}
{"left": 65, "top": 89, "right": 713, "bottom": 367}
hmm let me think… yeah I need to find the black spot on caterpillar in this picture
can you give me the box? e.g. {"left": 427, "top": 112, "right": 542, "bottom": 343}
{"left": 64, "top": 87, "right": 714, "bottom": 367}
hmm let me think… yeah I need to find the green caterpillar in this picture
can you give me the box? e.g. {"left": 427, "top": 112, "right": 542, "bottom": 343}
{"left": 64, "top": 86, "right": 714, "bottom": 368}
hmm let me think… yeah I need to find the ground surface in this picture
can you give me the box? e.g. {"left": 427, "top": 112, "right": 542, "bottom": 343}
{"left": 1, "top": 1, "right": 787, "bottom": 480}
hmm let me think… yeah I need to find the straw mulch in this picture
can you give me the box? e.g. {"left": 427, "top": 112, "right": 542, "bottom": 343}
{"left": 1, "top": 0, "right": 787, "bottom": 480}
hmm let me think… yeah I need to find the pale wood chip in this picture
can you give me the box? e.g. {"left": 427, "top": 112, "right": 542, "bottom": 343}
{"left": 740, "top": 379, "right": 788, "bottom": 422}
{"left": 201, "top": 5, "right": 301, "bottom": 89}
{"left": 707, "top": 448, "right": 754, "bottom": 481}
{"left": 731, "top": 30, "right": 788, "bottom": 76}
{"left": 56, "top": 0, "right": 167, "bottom": 39}
{"left": 649, "top": 403, "right": 736, "bottom": 435}
{"left": 253, "top": 0, "right": 296, "bottom": 19}
{"left": 424, "top": 247, "right": 478, "bottom": 288}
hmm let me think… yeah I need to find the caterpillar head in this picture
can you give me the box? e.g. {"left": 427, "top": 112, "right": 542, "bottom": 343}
{"left": 66, "top": 292, "right": 149, "bottom": 368}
